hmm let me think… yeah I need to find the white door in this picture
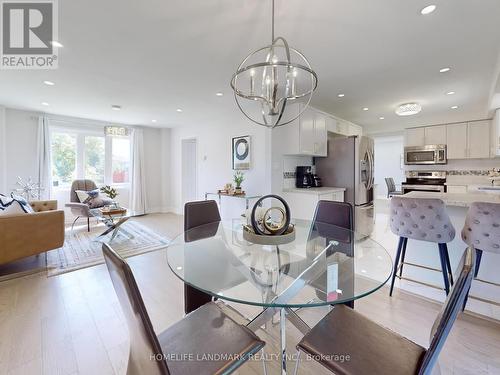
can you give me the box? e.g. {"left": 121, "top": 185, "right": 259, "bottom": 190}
{"left": 468, "top": 121, "right": 490, "bottom": 159}
{"left": 405, "top": 128, "right": 425, "bottom": 147}
{"left": 181, "top": 138, "right": 197, "bottom": 206}
{"left": 424, "top": 125, "right": 447, "bottom": 145}
{"left": 446, "top": 123, "right": 468, "bottom": 159}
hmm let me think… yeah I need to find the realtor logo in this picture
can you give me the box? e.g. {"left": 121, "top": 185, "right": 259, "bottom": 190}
{"left": 1, "top": 0, "right": 58, "bottom": 69}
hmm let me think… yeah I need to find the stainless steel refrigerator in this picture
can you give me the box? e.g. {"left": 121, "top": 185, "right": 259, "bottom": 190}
{"left": 315, "top": 134, "right": 375, "bottom": 235}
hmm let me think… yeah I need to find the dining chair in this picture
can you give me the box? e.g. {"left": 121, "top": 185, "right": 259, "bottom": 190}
{"left": 293, "top": 247, "right": 475, "bottom": 375}
{"left": 385, "top": 177, "right": 403, "bottom": 198}
{"left": 184, "top": 200, "right": 222, "bottom": 314}
{"left": 102, "top": 243, "right": 266, "bottom": 375}
{"left": 461, "top": 202, "right": 500, "bottom": 309}
{"left": 389, "top": 197, "right": 455, "bottom": 296}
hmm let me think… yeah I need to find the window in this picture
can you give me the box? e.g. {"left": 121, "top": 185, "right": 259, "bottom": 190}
{"left": 50, "top": 126, "right": 131, "bottom": 188}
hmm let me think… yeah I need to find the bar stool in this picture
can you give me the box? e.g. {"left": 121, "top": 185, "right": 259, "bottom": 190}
{"left": 389, "top": 197, "right": 456, "bottom": 296}
{"left": 462, "top": 202, "right": 500, "bottom": 308}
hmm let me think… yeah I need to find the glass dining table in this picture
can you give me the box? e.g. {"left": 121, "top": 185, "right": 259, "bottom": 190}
{"left": 166, "top": 219, "right": 393, "bottom": 374}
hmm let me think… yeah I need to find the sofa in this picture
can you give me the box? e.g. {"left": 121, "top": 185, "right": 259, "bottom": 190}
{"left": 0, "top": 200, "right": 65, "bottom": 265}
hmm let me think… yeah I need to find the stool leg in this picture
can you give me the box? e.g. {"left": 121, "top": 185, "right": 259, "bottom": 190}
{"left": 438, "top": 243, "right": 450, "bottom": 295}
{"left": 463, "top": 249, "right": 483, "bottom": 310}
{"left": 443, "top": 244, "right": 454, "bottom": 286}
{"left": 389, "top": 237, "right": 405, "bottom": 297}
{"left": 399, "top": 237, "right": 408, "bottom": 277}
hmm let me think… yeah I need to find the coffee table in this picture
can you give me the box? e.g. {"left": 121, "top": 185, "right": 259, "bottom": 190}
{"left": 89, "top": 206, "right": 133, "bottom": 242}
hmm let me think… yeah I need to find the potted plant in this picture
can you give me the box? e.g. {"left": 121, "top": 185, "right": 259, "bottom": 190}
{"left": 100, "top": 185, "right": 119, "bottom": 207}
{"left": 233, "top": 171, "right": 245, "bottom": 194}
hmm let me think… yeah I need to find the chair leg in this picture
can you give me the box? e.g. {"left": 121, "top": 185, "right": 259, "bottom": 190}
{"left": 463, "top": 249, "right": 483, "bottom": 310}
{"left": 438, "top": 244, "right": 450, "bottom": 295}
{"left": 442, "top": 244, "right": 454, "bottom": 286}
{"left": 399, "top": 237, "right": 408, "bottom": 277}
{"left": 87, "top": 217, "right": 90, "bottom": 232}
{"left": 293, "top": 349, "right": 301, "bottom": 375}
{"left": 389, "top": 237, "right": 405, "bottom": 296}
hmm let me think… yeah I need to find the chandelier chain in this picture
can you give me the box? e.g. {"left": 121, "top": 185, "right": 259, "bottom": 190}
{"left": 271, "top": 0, "right": 275, "bottom": 42}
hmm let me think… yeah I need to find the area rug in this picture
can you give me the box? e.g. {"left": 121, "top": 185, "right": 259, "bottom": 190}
{"left": 47, "top": 221, "right": 170, "bottom": 277}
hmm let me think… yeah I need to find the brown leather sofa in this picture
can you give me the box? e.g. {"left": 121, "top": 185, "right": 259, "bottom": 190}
{"left": 0, "top": 200, "right": 65, "bottom": 265}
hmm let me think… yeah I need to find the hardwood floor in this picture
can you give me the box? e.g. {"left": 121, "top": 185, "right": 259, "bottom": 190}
{"left": 0, "top": 213, "right": 499, "bottom": 374}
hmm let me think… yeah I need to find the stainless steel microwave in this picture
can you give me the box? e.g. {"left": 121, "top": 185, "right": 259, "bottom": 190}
{"left": 404, "top": 145, "right": 447, "bottom": 165}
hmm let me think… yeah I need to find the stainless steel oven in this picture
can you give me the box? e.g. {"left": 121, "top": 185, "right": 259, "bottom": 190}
{"left": 401, "top": 171, "right": 447, "bottom": 194}
{"left": 404, "top": 145, "right": 447, "bottom": 165}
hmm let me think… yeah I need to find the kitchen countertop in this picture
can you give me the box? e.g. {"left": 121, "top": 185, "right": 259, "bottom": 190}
{"left": 402, "top": 191, "right": 500, "bottom": 207}
{"left": 282, "top": 187, "right": 346, "bottom": 195}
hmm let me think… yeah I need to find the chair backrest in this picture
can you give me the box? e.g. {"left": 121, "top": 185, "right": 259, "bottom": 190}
{"left": 462, "top": 202, "right": 500, "bottom": 255}
{"left": 385, "top": 177, "right": 396, "bottom": 193}
{"left": 390, "top": 197, "right": 456, "bottom": 243}
{"left": 102, "top": 244, "right": 169, "bottom": 375}
{"left": 313, "top": 200, "right": 353, "bottom": 230}
{"left": 418, "top": 247, "right": 475, "bottom": 375}
{"left": 70, "top": 179, "right": 97, "bottom": 202}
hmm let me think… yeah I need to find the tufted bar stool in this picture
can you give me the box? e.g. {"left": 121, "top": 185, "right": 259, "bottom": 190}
{"left": 461, "top": 202, "right": 500, "bottom": 308}
{"left": 389, "top": 197, "right": 456, "bottom": 296}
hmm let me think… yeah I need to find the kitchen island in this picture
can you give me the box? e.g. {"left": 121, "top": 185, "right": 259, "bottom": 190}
{"left": 393, "top": 191, "right": 500, "bottom": 319}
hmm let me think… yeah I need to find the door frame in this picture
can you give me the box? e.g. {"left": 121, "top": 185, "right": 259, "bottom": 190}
{"left": 181, "top": 137, "right": 198, "bottom": 207}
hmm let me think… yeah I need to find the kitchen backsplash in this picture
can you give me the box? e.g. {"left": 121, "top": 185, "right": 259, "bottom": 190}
{"left": 447, "top": 170, "right": 492, "bottom": 176}
{"left": 282, "top": 155, "right": 313, "bottom": 189}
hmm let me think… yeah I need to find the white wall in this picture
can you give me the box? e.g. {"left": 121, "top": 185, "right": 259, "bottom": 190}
{"left": 1, "top": 108, "right": 167, "bottom": 221}
{"left": 168, "top": 116, "right": 272, "bottom": 217}
{"left": 373, "top": 135, "right": 405, "bottom": 198}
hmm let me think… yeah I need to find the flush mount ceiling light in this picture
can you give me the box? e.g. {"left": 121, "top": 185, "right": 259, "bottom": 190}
{"left": 151, "top": 119, "right": 157, "bottom": 123}
{"left": 446, "top": 91, "right": 455, "bottom": 95}
{"left": 395, "top": 102, "right": 422, "bottom": 116}
{"left": 420, "top": 5, "right": 436, "bottom": 15}
{"left": 216, "top": 92, "right": 224, "bottom": 97}
{"left": 111, "top": 105, "right": 121, "bottom": 111}
{"left": 337, "top": 93, "right": 345, "bottom": 98}
{"left": 41, "top": 102, "right": 49, "bottom": 106}
{"left": 363, "top": 107, "right": 369, "bottom": 111}
{"left": 176, "top": 108, "right": 183, "bottom": 113}
{"left": 451, "top": 105, "right": 459, "bottom": 109}
{"left": 439, "top": 67, "right": 451, "bottom": 73}
{"left": 43, "top": 80, "right": 55, "bottom": 86}
{"left": 230, "top": 0, "right": 318, "bottom": 128}
{"left": 379, "top": 116, "right": 385, "bottom": 120}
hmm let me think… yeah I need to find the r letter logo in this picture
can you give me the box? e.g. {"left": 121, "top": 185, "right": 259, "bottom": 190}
{"left": 1, "top": 0, "right": 58, "bottom": 69}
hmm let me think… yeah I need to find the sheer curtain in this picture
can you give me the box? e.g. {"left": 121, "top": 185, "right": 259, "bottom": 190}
{"left": 37, "top": 116, "right": 52, "bottom": 199}
{"left": 130, "top": 127, "right": 147, "bottom": 215}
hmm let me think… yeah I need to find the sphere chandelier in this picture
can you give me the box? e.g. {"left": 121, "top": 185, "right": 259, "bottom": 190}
{"left": 230, "top": 0, "right": 318, "bottom": 128}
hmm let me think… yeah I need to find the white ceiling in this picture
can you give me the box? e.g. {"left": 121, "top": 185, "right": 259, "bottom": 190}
{"left": 1, "top": 0, "right": 500, "bottom": 133}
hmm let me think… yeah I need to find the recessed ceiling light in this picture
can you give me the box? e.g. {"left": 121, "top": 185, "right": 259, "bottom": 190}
{"left": 43, "top": 80, "right": 55, "bottom": 86}
{"left": 111, "top": 105, "right": 121, "bottom": 111}
{"left": 50, "top": 41, "right": 63, "bottom": 48}
{"left": 338, "top": 93, "right": 345, "bottom": 98}
{"left": 41, "top": 102, "right": 49, "bottom": 106}
{"left": 420, "top": 5, "right": 437, "bottom": 15}
{"left": 216, "top": 92, "right": 223, "bottom": 97}
{"left": 451, "top": 105, "right": 459, "bottom": 109}
{"left": 396, "top": 102, "right": 422, "bottom": 116}
{"left": 446, "top": 91, "right": 455, "bottom": 95}
{"left": 176, "top": 108, "right": 183, "bottom": 113}
{"left": 151, "top": 119, "right": 157, "bottom": 123}
{"left": 379, "top": 116, "right": 385, "bottom": 120}
{"left": 363, "top": 107, "right": 369, "bottom": 111}
{"left": 439, "top": 67, "right": 451, "bottom": 73}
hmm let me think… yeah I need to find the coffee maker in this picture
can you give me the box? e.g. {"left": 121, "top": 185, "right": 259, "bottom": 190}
{"left": 296, "top": 166, "right": 314, "bottom": 188}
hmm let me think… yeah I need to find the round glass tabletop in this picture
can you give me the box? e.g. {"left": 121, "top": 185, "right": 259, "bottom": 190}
{"left": 166, "top": 219, "right": 393, "bottom": 308}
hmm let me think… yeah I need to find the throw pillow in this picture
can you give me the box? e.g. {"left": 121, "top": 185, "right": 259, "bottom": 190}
{"left": 11, "top": 193, "right": 34, "bottom": 213}
{"left": 75, "top": 189, "right": 100, "bottom": 203}
{"left": 0, "top": 194, "right": 33, "bottom": 215}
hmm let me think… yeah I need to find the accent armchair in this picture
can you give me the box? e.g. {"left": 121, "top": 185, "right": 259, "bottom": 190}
{"left": 0, "top": 200, "right": 65, "bottom": 265}
{"left": 65, "top": 179, "right": 97, "bottom": 232}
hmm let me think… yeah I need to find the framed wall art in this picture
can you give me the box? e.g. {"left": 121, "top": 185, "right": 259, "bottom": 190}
{"left": 232, "top": 135, "right": 251, "bottom": 170}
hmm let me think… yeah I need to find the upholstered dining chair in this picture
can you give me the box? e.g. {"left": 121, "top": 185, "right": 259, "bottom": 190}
{"left": 385, "top": 177, "right": 403, "bottom": 198}
{"left": 102, "top": 243, "right": 266, "bottom": 375}
{"left": 461, "top": 202, "right": 500, "bottom": 308}
{"left": 293, "top": 247, "right": 475, "bottom": 375}
{"left": 65, "top": 179, "right": 97, "bottom": 232}
{"left": 184, "top": 200, "right": 222, "bottom": 314}
{"left": 389, "top": 197, "right": 455, "bottom": 296}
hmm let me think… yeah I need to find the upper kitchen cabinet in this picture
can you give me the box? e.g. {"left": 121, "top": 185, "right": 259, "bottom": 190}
{"left": 467, "top": 120, "right": 490, "bottom": 159}
{"left": 405, "top": 127, "right": 425, "bottom": 146}
{"left": 276, "top": 105, "right": 328, "bottom": 157}
{"left": 424, "top": 125, "right": 447, "bottom": 145}
{"left": 446, "top": 122, "right": 468, "bottom": 159}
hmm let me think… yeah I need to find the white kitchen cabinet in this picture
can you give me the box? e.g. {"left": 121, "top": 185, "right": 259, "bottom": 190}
{"left": 446, "top": 123, "right": 468, "bottom": 159}
{"left": 424, "top": 125, "right": 447, "bottom": 145}
{"left": 299, "top": 107, "right": 315, "bottom": 154}
{"left": 467, "top": 120, "right": 490, "bottom": 159}
{"left": 282, "top": 189, "right": 345, "bottom": 220}
{"left": 447, "top": 185, "right": 467, "bottom": 194}
{"left": 313, "top": 112, "right": 327, "bottom": 156}
{"left": 405, "top": 128, "right": 425, "bottom": 147}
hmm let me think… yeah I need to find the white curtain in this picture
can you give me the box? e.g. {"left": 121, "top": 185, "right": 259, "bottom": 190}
{"left": 130, "top": 127, "right": 147, "bottom": 215}
{"left": 36, "top": 116, "right": 52, "bottom": 199}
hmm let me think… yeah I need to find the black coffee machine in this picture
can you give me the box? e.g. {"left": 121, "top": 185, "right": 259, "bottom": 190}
{"left": 296, "top": 166, "right": 314, "bottom": 188}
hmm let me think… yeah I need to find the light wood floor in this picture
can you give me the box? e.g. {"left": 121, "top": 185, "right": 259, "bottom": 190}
{"left": 0, "top": 213, "right": 499, "bottom": 375}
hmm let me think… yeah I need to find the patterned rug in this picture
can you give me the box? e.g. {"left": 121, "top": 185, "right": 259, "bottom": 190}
{"left": 47, "top": 221, "right": 170, "bottom": 277}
